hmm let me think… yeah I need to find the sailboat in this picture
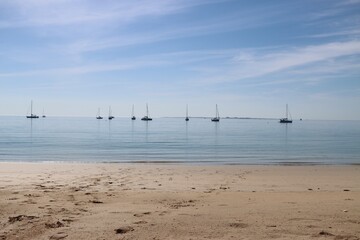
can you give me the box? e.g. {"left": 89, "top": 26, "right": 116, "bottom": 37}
{"left": 131, "top": 104, "right": 136, "bottom": 120}
{"left": 211, "top": 104, "right": 220, "bottom": 122}
{"left": 141, "top": 103, "right": 152, "bottom": 121}
{"left": 108, "top": 106, "right": 114, "bottom": 120}
{"left": 96, "top": 108, "right": 103, "bottom": 119}
{"left": 279, "top": 104, "right": 292, "bottom": 123}
{"left": 185, "top": 104, "right": 189, "bottom": 121}
{"left": 26, "top": 100, "right": 39, "bottom": 119}
{"left": 42, "top": 108, "right": 46, "bottom": 118}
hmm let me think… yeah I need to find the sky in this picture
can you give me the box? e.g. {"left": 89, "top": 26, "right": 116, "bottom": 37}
{"left": 0, "top": 0, "right": 359, "bottom": 120}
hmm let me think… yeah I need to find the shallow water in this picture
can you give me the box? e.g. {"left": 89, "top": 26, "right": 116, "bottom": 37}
{"left": 0, "top": 116, "right": 359, "bottom": 164}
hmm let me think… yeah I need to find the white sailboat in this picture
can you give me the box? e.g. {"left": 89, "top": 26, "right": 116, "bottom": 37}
{"left": 108, "top": 106, "right": 114, "bottom": 120}
{"left": 141, "top": 103, "right": 152, "bottom": 121}
{"left": 26, "top": 100, "right": 39, "bottom": 119}
{"left": 280, "top": 104, "right": 292, "bottom": 123}
{"left": 96, "top": 108, "right": 103, "bottom": 119}
{"left": 211, "top": 104, "right": 220, "bottom": 122}
{"left": 185, "top": 104, "right": 189, "bottom": 121}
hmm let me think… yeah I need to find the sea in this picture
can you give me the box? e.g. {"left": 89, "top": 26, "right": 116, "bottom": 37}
{"left": 0, "top": 116, "right": 359, "bottom": 165}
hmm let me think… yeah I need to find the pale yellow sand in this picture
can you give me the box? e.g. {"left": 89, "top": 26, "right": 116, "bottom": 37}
{"left": 0, "top": 163, "right": 359, "bottom": 240}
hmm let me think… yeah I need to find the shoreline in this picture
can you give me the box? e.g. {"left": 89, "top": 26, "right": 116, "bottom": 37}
{"left": 1, "top": 162, "right": 359, "bottom": 239}
{"left": 1, "top": 160, "right": 359, "bottom": 166}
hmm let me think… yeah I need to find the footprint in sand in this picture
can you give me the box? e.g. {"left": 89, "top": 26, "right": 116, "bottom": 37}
{"left": 133, "top": 220, "right": 148, "bottom": 224}
{"left": 62, "top": 218, "right": 75, "bottom": 223}
{"left": 7, "top": 197, "right": 18, "bottom": 201}
{"left": 115, "top": 226, "right": 134, "bottom": 234}
{"left": 22, "top": 199, "right": 37, "bottom": 204}
{"left": 229, "top": 222, "right": 248, "bottom": 228}
{"left": 45, "top": 221, "right": 65, "bottom": 229}
{"left": 158, "top": 211, "right": 168, "bottom": 216}
{"left": 204, "top": 189, "right": 215, "bottom": 193}
{"left": 49, "top": 232, "right": 68, "bottom": 240}
{"left": 8, "top": 215, "right": 39, "bottom": 223}
{"left": 67, "top": 195, "right": 75, "bottom": 202}
{"left": 133, "top": 212, "right": 151, "bottom": 217}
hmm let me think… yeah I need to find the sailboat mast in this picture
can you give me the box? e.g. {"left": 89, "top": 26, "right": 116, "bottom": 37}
{"left": 286, "top": 104, "right": 288, "bottom": 119}
{"left": 132, "top": 104, "right": 134, "bottom": 116}
{"left": 146, "top": 103, "right": 149, "bottom": 117}
{"left": 216, "top": 104, "right": 219, "bottom": 118}
{"left": 31, "top": 100, "right": 33, "bottom": 115}
{"left": 186, "top": 104, "right": 188, "bottom": 118}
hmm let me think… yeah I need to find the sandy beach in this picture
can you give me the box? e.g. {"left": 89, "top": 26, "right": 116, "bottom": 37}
{"left": 0, "top": 163, "right": 359, "bottom": 240}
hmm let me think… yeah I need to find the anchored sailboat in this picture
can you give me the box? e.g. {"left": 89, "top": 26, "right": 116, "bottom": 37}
{"left": 211, "top": 104, "right": 220, "bottom": 122}
{"left": 141, "top": 103, "right": 152, "bottom": 121}
{"left": 96, "top": 108, "right": 103, "bottom": 119}
{"left": 26, "top": 100, "right": 39, "bottom": 119}
{"left": 42, "top": 108, "right": 46, "bottom": 118}
{"left": 131, "top": 104, "right": 136, "bottom": 120}
{"left": 279, "top": 104, "right": 292, "bottom": 123}
{"left": 108, "top": 106, "right": 114, "bottom": 120}
{"left": 185, "top": 104, "right": 189, "bottom": 121}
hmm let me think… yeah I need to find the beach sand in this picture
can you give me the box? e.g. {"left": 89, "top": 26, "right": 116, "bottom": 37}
{"left": 0, "top": 163, "right": 359, "bottom": 240}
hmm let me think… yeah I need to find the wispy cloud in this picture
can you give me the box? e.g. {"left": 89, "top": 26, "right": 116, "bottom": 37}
{"left": 302, "top": 0, "right": 360, "bottom": 35}
{"left": 2, "top": 40, "right": 359, "bottom": 83}
{"left": 1, "top": 0, "right": 286, "bottom": 55}
{"left": 204, "top": 40, "right": 360, "bottom": 83}
{"left": 163, "top": 40, "right": 360, "bottom": 88}
{"left": 0, "top": 0, "right": 227, "bottom": 28}
{"left": 336, "top": 0, "right": 360, "bottom": 6}
{"left": 0, "top": 59, "right": 166, "bottom": 77}
{"left": 298, "top": 28, "right": 360, "bottom": 39}
{"left": 63, "top": 7, "right": 281, "bottom": 54}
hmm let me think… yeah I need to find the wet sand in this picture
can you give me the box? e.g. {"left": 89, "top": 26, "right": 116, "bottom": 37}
{"left": 0, "top": 163, "right": 359, "bottom": 240}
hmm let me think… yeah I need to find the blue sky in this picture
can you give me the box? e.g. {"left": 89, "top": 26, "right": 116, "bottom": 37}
{"left": 0, "top": 0, "right": 359, "bottom": 119}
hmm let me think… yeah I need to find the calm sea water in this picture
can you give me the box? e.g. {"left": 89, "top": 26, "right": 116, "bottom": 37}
{"left": 0, "top": 116, "right": 359, "bottom": 164}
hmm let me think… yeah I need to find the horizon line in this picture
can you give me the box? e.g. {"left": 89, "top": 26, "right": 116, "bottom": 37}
{"left": 1, "top": 115, "right": 359, "bottom": 121}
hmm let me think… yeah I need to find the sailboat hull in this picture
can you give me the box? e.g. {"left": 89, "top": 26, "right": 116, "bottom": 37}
{"left": 141, "top": 117, "right": 152, "bottom": 121}
{"left": 26, "top": 115, "right": 39, "bottom": 119}
{"left": 280, "top": 118, "right": 292, "bottom": 123}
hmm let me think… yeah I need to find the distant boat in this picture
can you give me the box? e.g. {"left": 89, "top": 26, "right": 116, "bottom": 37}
{"left": 211, "top": 104, "right": 220, "bottom": 122}
{"left": 108, "top": 106, "right": 114, "bottom": 120}
{"left": 26, "top": 100, "right": 39, "bottom": 119}
{"left": 42, "top": 108, "right": 46, "bottom": 118}
{"left": 185, "top": 104, "right": 189, "bottom": 121}
{"left": 141, "top": 103, "right": 152, "bottom": 121}
{"left": 279, "top": 104, "right": 292, "bottom": 123}
{"left": 131, "top": 104, "right": 136, "bottom": 120}
{"left": 96, "top": 108, "right": 103, "bottom": 119}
